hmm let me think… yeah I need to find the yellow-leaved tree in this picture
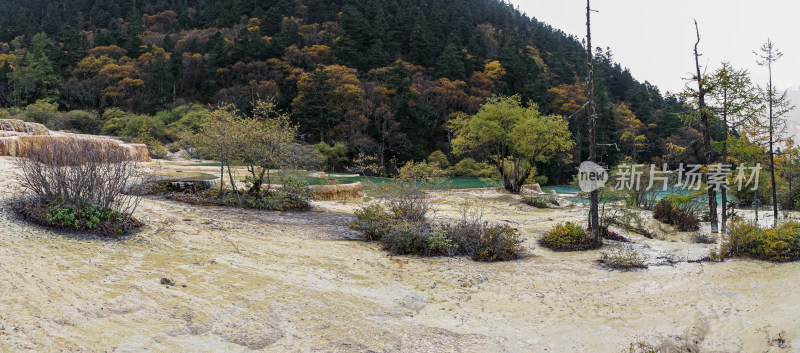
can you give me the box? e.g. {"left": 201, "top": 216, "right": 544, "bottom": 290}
{"left": 451, "top": 95, "right": 574, "bottom": 193}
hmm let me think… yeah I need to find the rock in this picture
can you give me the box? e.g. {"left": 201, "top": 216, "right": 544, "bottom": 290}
{"left": 520, "top": 183, "right": 543, "bottom": 195}
{"left": 160, "top": 277, "right": 175, "bottom": 286}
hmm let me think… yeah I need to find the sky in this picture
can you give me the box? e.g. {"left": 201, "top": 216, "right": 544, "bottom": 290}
{"left": 510, "top": 0, "right": 800, "bottom": 95}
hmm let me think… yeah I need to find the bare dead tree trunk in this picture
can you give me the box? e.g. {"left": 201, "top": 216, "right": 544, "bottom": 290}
{"left": 586, "top": 0, "right": 600, "bottom": 242}
{"left": 721, "top": 89, "right": 728, "bottom": 233}
{"left": 693, "top": 20, "right": 719, "bottom": 234}
{"left": 768, "top": 55, "right": 778, "bottom": 226}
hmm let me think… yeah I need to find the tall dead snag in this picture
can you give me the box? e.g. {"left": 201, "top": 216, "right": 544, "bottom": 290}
{"left": 755, "top": 39, "right": 794, "bottom": 226}
{"left": 586, "top": 0, "right": 600, "bottom": 242}
{"left": 692, "top": 20, "right": 719, "bottom": 234}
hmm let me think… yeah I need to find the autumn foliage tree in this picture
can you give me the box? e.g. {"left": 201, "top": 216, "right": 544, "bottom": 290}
{"left": 451, "top": 95, "right": 574, "bottom": 193}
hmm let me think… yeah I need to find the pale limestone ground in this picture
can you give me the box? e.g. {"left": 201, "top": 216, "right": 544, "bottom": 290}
{"left": 0, "top": 156, "right": 797, "bottom": 352}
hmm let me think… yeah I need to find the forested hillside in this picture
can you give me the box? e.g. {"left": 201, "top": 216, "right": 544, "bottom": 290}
{"left": 0, "top": 0, "right": 700, "bottom": 180}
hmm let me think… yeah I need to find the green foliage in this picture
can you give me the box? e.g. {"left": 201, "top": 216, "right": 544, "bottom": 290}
{"left": 450, "top": 95, "right": 574, "bottom": 193}
{"left": 539, "top": 222, "right": 601, "bottom": 251}
{"left": 165, "top": 104, "right": 209, "bottom": 138}
{"left": 348, "top": 201, "right": 523, "bottom": 261}
{"left": 725, "top": 220, "right": 800, "bottom": 261}
{"left": 280, "top": 175, "right": 315, "bottom": 206}
{"left": 446, "top": 158, "right": 498, "bottom": 178}
{"left": 0, "top": 0, "right": 689, "bottom": 185}
{"left": 521, "top": 194, "right": 558, "bottom": 208}
{"left": 441, "top": 221, "right": 522, "bottom": 261}
{"left": 397, "top": 160, "right": 444, "bottom": 180}
{"left": 101, "top": 108, "right": 166, "bottom": 142}
{"left": 23, "top": 99, "right": 59, "bottom": 127}
{"left": 349, "top": 203, "right": 393, "bottom": 241}
{"left": 17, "top": 197, "right": 139, "bottom": 236}
{"left": 426, "top": 150, "right": 449, "bottom": 169}
{"left": 147, "top": 139, "right": 168, "bottom": 159}
{"left": 381, "top": 221, "right": 432, "bottom": 255}
{"left": 62, "top": 110, "right": 100, "bottom": 133}
{"left": 314, "top": 142, "right": 349, "bottom": 172}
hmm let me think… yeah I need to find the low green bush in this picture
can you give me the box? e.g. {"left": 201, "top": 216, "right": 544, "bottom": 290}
{"left": 539, "top": 222, "right": 602, "bottom": 251}
{"left": 724, "top": 220, "right": 800, "bottom": 261}
{"left": 147, "top": 140, "right": 168, "bottom": 159}
{"left": 653, "top": 198, "right": 700, "bottom": 231}
{"left": 348, "top": 203, "right": 393, "bottom": 241}
{"left": 463, "top": 223, "right": 522, "bottom": 261}
{"left": 381, "top": 221, "right": 433, "bottom": 255}
{"left": 16, "top": 198, "right": 142, "bottom": 236}
{"left": 348, "top": 203, "right": 523, "bottom": 261}
{"left": 232, "top": 189, "right": 310, "bottom": 211}
{"left": 521, "top": 194, "right": 558, "bottom": 208}
{"left": 440, "top": 220, "right": 522, "bottom": 261}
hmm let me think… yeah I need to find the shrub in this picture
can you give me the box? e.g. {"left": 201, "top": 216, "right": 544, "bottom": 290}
{"left": 653, "top": 198, "right": 700, "bottom": 232}
{"left": 63, "top": 110, "right": 101, "bottom": 134}
{"left": 381, "top": 221, "right": 432, "bottom": 255}
{"left": 438, "top": 211, "right": 523, "bottom": 261}
{"left": 23, "top": 100, "right": 60, "bottom": 128}
{"left": 724, "top": 220, "right": 800, "bottom": 261}
{"left": 349, "top": 200, "right": 523, "bottom": 261}
{"left": 15, "top": 138, "right": 143, "bottom": 213}
{"left": 446, "top": 158, "right": 499, "bottom": 178}
{"left": 227, "top": 183, "right": 311, "bottom": 211}
{"left": 162, "top": 176, "right": 313, "bottom": 212}
{"left": 349, "top": 204, "right": 393, "bottom": 240}
{"left": 281, "top": 175, "right": 315, "bottom": 206}
{"left": 147, "top": 139, "right": 168, "bottom": 159}
{"left": 426, "top": 150, "right": 450, "bottom": 169}
{"left": 462, "top": 223, "right": 522, "bottom": 261}
{"left": 314, "top": 141, "right": 349, "bottom": 172}
{"left": 15, "top": 197, "right": 143, "bottom": 236}
{"left": 521, "top": 194, "right": 558, "bottom": 208}
{"left": 424, "top": 229, "right": 458, "bottom": 256}
{"left": 167, "top": 142, "right": 181, "bottom": 153}
{"left": 598, "top": 245, "right": 648, "bottom": 270}
{"left": 166, "top": 105, "right": 210, "bottom": 140}
{"left": 14, "top": 139, "right": 145, "bottom": 235}
{"left": 690, "top": 232, "right": 716, "bottom": 244}
{"left": 397, "top": 160, "right": 444, "bottom": 180}
{"left": 539, "top": 222, "right": 601, "bottom": 251}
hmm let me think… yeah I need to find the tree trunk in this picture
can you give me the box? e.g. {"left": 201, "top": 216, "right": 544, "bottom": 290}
{"left": 693, "top": 21, "right": 719, "bottom": 234}
{"left": 227, "top": 162, "right": 240, "bottom": 205}
{"left": 721, "top": 90, "right": 729, "bottom": 233}
{"left": 754, "top": 187, "right": 759, "bottom": 223}
{"left": 586, "top": 0, "right": 600, "bottom": 242}
{"left": 768, "top": 58, "right": 778, "bottom": 226}
{"left": 219, "top": 164, "right": 225, "bottom": 195}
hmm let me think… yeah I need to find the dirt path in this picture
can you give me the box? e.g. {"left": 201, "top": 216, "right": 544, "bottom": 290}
{"left": 0, "top": 157, "right": 796, "bottom": 352}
